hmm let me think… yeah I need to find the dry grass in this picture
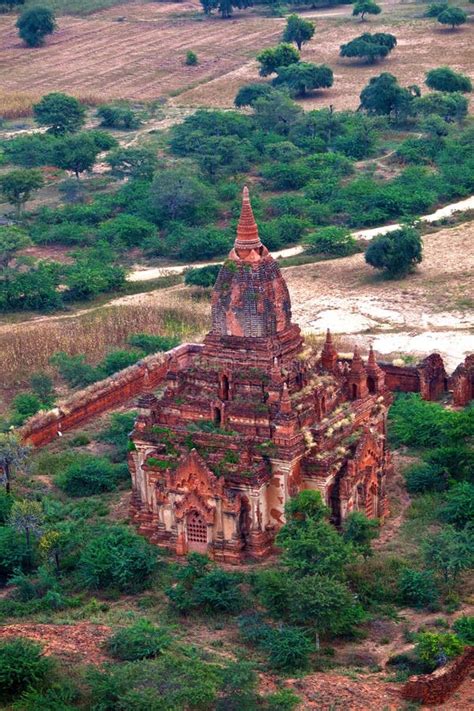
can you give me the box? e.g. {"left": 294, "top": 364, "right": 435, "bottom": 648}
{"left": 0, "top": 292, "right": 210, "bottom": 385}
{"left": 0, "top": 90, "right": 42, "bottom": 119}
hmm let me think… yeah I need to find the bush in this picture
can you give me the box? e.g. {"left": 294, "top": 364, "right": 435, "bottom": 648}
{"left": 426, "top": 67, "right": 472, "bottom": 93}
{"left": 185, "top": 50, "right": 198, "bottom": 66}
{"left": 404, "top": 462, "right": 448, "bottom": 494}
{"left": 234, "top": 83, "right": 275, "bottom": 107}
{"left": 439, "top": 482, "right": 474, "bottom": 529}
{"left": 398, "top": 568, "right": 439, "bottom": 608}
{"left": 50, "top": 352, "right": 104, "bottom": 388}
{"left": 9, "top": 392, "right": 42, "bottom": 426}
{"left": 16, "top": 6, "right": 55, "bottom": 48}
{"left": 0, "top": 491, "right": 13, "bottom": 524}
{"left": 415, "top": 632, "right": 464, "bottom": 670}
{"left": 97, "top": 104, "right": 140, "bottom": 130}
{"left": 304, "top": 226, "right": 357, "bottom": 256}
{"left": 0, "top": 638, "right": 52, "bottom": 702}
{"left": 101, "top": 349, "right": 143, "bottom": 376}
{"left": 97, "top": 214, "right": 156, "bottom": 248}
{"left": 263, "top": 625, "right": 314, "bottom": 671}
{"left": 98, "top": 411, "right": 136, "bottom": 461}
{"left": 107, "top": 619, "right": 171, "bottom": 661}
{"left": 56, "top": 456, "right": 125, "bottom": 497}
{"left": 185, "top": 264, "right": 221, "bottom": 288}
{"left": 127, "top": 333, "right": 180, "bottom": 354}
{"left": 30, "top": 372, "right": 55, "bottom": 408}
{"left": 191, "top": 568, "right": 244, "bottom": 614}
{"left": 0, "top": 527, "right": 30, "bottom": 583}
{"left": 78, "top": 525, "right": 157, "bottom": 592}
{"left": 452, "top": 615, "right": 474, "bottom": 644}
{"left": 365, "top": 225, "right": 422, "bottom": 278}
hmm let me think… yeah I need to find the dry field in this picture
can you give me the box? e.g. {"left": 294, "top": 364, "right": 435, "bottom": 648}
{"left": 0, "top": 0, "right": 472, "bottom": 116}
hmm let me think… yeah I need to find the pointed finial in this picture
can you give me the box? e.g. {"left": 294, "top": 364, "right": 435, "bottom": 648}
{"left": 350, "top": 345, "right": 366, "bottom": 374}
{"left": 235, "top": 186, "right": 262, "bottom": 252}
{"left": 368, "top": 345, "right": 376, "bottom": 365}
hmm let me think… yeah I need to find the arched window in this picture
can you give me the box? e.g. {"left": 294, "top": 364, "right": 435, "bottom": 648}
{"left": 352, "top": 383, "right": 358, "bottom": 400}
{"left": 187, "top": 511, "right": 207, "bottom": 552}
{"left": 221, "top": 375, "right": 229, "bottom": 401}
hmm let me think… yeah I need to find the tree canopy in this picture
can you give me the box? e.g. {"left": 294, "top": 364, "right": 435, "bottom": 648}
{"left": 359, "top": 72, "right": 418, "bottom": 121}
{"left": 0, "top": 169, "right": 44, "bottom": 218}
{"left": 365, "top": 224, "right": 423, "bottom": 278}
{"left": 282, "top": 14, "right": 315, "bottom": 51}
{"left": 273, "top": 62, "right": 333, "bottom": 97}
{"left": 33, "top": 93, "right": 86, "bottom": 135}
{"left": 426, "top": 66, "right": 472, "bottom": 93}
{"left": 437, "top": 6, "right": 467, "bottom": 28}
{"left": 340, "top": 32, "right": 397, "bottom": 64}
{"left": 16, "top": 6, "right": 55, "bottom": 47}
{"left": 352, "top": 0, "right": 381, "bottom": 20}
{"left": 256, "top": 43, "right": 300, "bottom": 77}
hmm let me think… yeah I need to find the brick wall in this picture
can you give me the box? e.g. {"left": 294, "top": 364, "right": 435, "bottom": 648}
{"left": 402, "top": 647, "right": 474, "bottom": 705}
{"left": 20, "top": 344, "right": 202, "bottom": 447}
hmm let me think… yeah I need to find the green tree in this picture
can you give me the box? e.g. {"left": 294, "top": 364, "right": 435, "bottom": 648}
{"left": 415, "top": 91, "right": 468, "bottom": 122}
{"left": 56, "top": 455, "right": 125, "bottom": 497}
{"left": 0, "top": 169, "right": 43, "bottom": 218}
{"left": 185, "top": 264, "right": 220, "bottom": 288}
{"left": 437, "top": 6, "right": 467, "bottom": 29}
{"left": 16, "top": 6, "right": 55, "bottom": 47}
{"left": 256, "top": 43, "right": 300, "bottom": 77}
{"left": 253, "top": 91, "right": 303, "bottom": 136}
{"left": 415, "top": 632, "right": 464, "bottom": 669}
{"left": 359, "top": 72, "right": 418, "bottom": 121}
{"left": 106, "top": 146, "right": 158, "bottom": 181}
{"left": 185, "top": 50, "right": 198, "bottom": 66}
{"left": 52, "top": 134, "right": 101, "bottom": 179}
{"left": 365, "top": 225, "right": 423, "bottom": 278}
{"left": 30, "top": 371, "right": 55, "bottom": 408}
{"left": 0, "top": 433, "right": 30, "bottom": 494}
{"left": 282, "top": 14, "right": 315, "bottom": 51}
{"left": 426, "top": 66, "right": 472, "bottom": 93}
{"left": 0, "top": 638, "right": 52, "bottom": 703}
{"left": 0, "top": 226, "right": 31, "bottom": 267}
{"left": 303, "top": 226, "right": 356, "bottom": 256}
{"left": 9, "top": 499, "right": 43, "bottom": 566}
{"left": 340, "top": 32, "right": 396, "bottom": 64}
{"left": 453, "top": 616, "right": 474, "bottom": 644}
{"left": 273, "top": 62, "right": 333, "bottom": 97}
{"left": 290, "top": 574, "right": 366, "bottom": 647}
{"left": 97, "top": 214, "right": 156, "bottom": 248}
{"left": 9, "top": 392, "right": 42, "bottom": 426}
{"left": 33, "top": 92, "right": 86, "bottom": 136}
{"left": 97, "top": 104, "right": 140, "bottom": 130}
{"left": 352, "top": 0, "right": 381, "bottom": 21}
{"left": 200, "top": 0, "right": 217, "bottom": 13}
{"left": 426, "top": 2, "right": 448, "bottom": 17}
{"left": 439, "top": 482, "right": 474, "bottom": 529}
{"left": 149, "top": 168, "right": 217, "bottom": 224}
{"left": 397, "top": 568, "right": 439, "bottom": 608}
{"left": 234, "top": 82, "right": 275, "bottom": 107}
{"left": 423, "top": 525, "right": 474, "bottom": 587}
{"left": 342, "top": 511, "right": 379, "bottom": 557}
{"left": 107, "top": 619, "right": 171, "bottom": 661}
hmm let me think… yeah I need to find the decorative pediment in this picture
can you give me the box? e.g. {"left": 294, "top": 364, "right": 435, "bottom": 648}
{"left": 174, "top": 490, "right": 215, "bottom": 524}
{"left": 170, "top": 448, "right": 224, "bottom": 498}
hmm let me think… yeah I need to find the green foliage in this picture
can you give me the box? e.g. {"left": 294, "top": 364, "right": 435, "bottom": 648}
{"left": 352, "top": 0, "right": 381, "bottom": 20}
{"left": 404, "top": 462, "right": 448, "bottom": 494}
{"left": 423, "top": 525, "right": 474, "bottom": 586}
{"left": 0, "top": 227, "right": 31, "bottom": 267}
{"left": 50, "top": 352, "right": 104, "bottom": 388}
{"left": 282, "top": 14, "right": 315, "bottom": 50}
{"left": 365, "top": 225, "right": 422, "bottom": 278}
{"left": 101, "top": 349, "right": 142, "bottom": 375}
{"left": 97, "top": 104, "right": 141, "bottom": 130}
{"left": 107, "top": 619, "right": 171, "bottom": 661}
{"left": 359, "top": 73, "right": 417, "bottom": 121}
{"left": 0, "top": 168, "right": 44, "bottom": 218}
{"left": 426, "top": 67, "right": 472, "bottom": 93}
{"left": 78, "top": 525, "right": 157, "bottom": 592}
{"left": 389, "top": 395, "right": 473, "bottom": 449}
{"left": 97, "top": 411, "right": 136, "bottom": 461}
{"left": 346, "top": 553, "right": 404, "bottom": 607}
{"left": 16, "top": 6, "right": 55, "bottom": 47}
{"left": 0, "top": 527, "right": 30, "bottom": 583}
{"left": 342, "top": 511, "right": 379, "bottom": 556}
{"left": 0, "top": 490, "right": 13, "bottom": 524}
{"left": 106, "top": 146, "right": 159, "bottom": 180}
{"left": 33, "top": 93, "right": 86, "bottom": 135}
{"left": 2, "top": 134, "right": 59, "bottom": 168}
{"left": 256, "top": 43, "right": 300, "bottom": 77}
{"left": 149, "top": 168, "right": 217, "bottom": 225}
{"left": 340, "top": 32, "right": 396, "bottom": 63}
{"left": 185, "top": 50, "right": 198, "bottom": 66}
{"left": 234, "top": 83, "right": 275, "bottom": 107}
{"left": 397, "top": 568, "right": 439, "bottom": 608}
{"left": 52, "top": 133, "right": 102, "bottom": 178}
{"left": 167, "top": 556, "right": 244, "bottom": 614}
{"left": 185, "top": 264, "right": 221, "bottom": 288}
{"left": 238, "top": 614, "right": 314, "bottom": 671}
{"left": 439, "top": 482, "right": 474, "bottom": 529}
{"left": 437, "top": 6, "right": 467, "bottom": 28}
{"left": 303, "top": 226, "right": 356, "bottom": 256}
{"left": 97, "top": 214, "right": 156, "bottom": 248}
{"left": 452, "top": 615, "right": 474, "bottom": 644}
{"left": 86, "top": 654, "right": 221, "bottom": 710}
{"left": 128, "top": 333, "right": 180, "bottom": 354}
{"left": 9, "top": 392, "right": 42, "bottom": 426}
{"left": 415, "top": 91, "right": 468, "bottom": 122}
{"left": 0, "top": 638, "right": 52, "bottom": 702}
{"left": 56, "top": 455, "right": 127, "bottom": 497}
{"left": 426, "top": 2, "right": 448, "bottom": 17}
{"left": 30, "top": 372, "right": 55, "bottom": 408}
{"left": 415, "top": 631, "right": 464, "bottom": 669}
{"left": 273, "top": 62, "right": 333, "bottom": 97}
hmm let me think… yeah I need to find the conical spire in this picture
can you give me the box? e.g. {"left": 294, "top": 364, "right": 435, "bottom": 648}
{"left": 350, "top": 345, "right": 366, "bottom": 374}
{"left": 321, "top": 328, "right": 338, "bottom": 371}
{"left": 235, "top": 186, "right": 262, "bottom": 252}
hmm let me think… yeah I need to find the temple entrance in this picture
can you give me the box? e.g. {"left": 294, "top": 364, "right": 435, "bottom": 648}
{"left": 367, "top": 376, "right": 376, "bottom": 394}
{"left": 238, "top": 497, "right": 251, "bottom": 550}
{"left": 186, "top": 511, "right": 208, "bottom": 553}
{"left": 351, "top": 384, "right": 358, "bottom": 400}
{"left": 366, "top": 483, "right": 378, "bottom": 519}
{"left": 213, "top": 407, "right": 222, "bottom": 427}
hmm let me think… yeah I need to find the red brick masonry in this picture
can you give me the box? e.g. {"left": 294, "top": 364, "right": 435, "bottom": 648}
{"left": 402, "top": 646, "right": 474, "bottom": 705}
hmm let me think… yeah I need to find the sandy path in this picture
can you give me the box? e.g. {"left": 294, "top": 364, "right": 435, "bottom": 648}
{"left": 128, "top": 195, "right": 474, "bottom": 282}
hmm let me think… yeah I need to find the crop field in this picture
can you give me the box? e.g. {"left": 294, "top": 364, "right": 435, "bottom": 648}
{"left": 0, "top": 1, "right": 472, "bottom": 117}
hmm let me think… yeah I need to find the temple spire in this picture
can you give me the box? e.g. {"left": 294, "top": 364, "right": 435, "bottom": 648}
{"left": 350, "top": 345, "right": 366, "bottom": 374}
{"left": 321, "top": 328, "right": 338, "bottom": 372}
{"left": 235, "top": 186, "right": 262, "bottom": 252}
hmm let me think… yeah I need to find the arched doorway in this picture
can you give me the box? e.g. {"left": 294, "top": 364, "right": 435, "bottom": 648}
{"left": 221, "top": 375, "right": 229, "bottom": 401}
{"left": 186, "top": 511, "right": 208, "bottom": 553}
{"left": 352, "top": 384, "right": 358, "bottom": 400}
{"left": 213, "top": 407, "right": 221, "bottom": 427}
{"left": 367, "top": 376, "right": 376, "bottom": 394}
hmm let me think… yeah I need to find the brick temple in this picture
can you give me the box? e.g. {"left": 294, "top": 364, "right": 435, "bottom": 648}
{"left": 128, "top": 187, "right": 394, "bottom": 563}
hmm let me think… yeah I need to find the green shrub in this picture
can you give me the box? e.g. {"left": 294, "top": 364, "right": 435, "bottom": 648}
{"left": 9, "top": 393, "right": 42, "bottom": 426}
{"left": 265, "top": 689, "right": 300, "bottom": 711}
{"left": 365, "top": 225, "right": 422, "bottom": 278}
{"left": 68, "top": 433, "right": 91, "bottom": 448}
{"left": 56, "top": 456, "right": 125, "bottom": 497}
{"left": 0, "top": 491, "right": 13, "bottom": 524}
{"left": 452, "top": 615, "right": 474, "bottom": 644}
{"left": 97, "top": 214, "right": 155, "bottom": 248}
{"left": 107, "top": 619, "right": 171, "bottom": 661}
{"left": 0, "top": 527, "right": 30, "bottom": 583}
{"left": 98, "top": 412, "right": 136, "bottom": 462}
{"left": 30, "top": 372, "right": 55, "bottom": 408}
{"left": 50, "top": 352, "right": 104, "bottom": 388}
{"left": 304, "top": 226, "right": 357, "bottom": 257}
{"left": 404, "top": 462, "right": 448, "bottom": 494}
{"left": 0, "top": 638, "right": 52, "bottom": 702}
{"left": 238, "top": 613, "right": 313, "bottom": 672}
{"left": 78, "top": 525, "right": 157, "bottom": 592}
{"left": 191, "top": 568, "right": 244, "bottom": 614}
{"left": 9, "top": 679, "right": 78, "bottom": 711}
{"left": 97, "top": 104, "right": 141, "bottom": 130}
{"left": 426, "top": 67, "right": 472, "bottom": 94}
{"left": 415, "top": 631, "right": 464, "bottom": 670}
{"left": 127, "top": 333, "right": 180, "bottom": 353}
{"left": 101, "top": 349, "right": 143, "bottom": 376}
{"left": 185, "top": 265, "right": 221, "bottom": 288}
{"left": 185, "top": 50, "right": 198, "bottom": 66}
{"left": 398, "top": 569, "right": 439, "bottom": 609}
{"left": 439, "top": 482, "right": 474, "bottom": 529}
